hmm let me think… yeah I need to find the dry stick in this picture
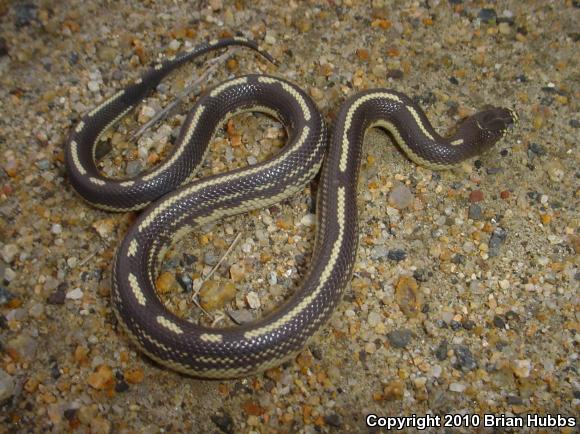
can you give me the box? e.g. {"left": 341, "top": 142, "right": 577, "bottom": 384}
{"left": 202, "top": 232, "right": 242, "bottom": 284}
{"left": 192, "top": 233, "right": 242, "bottom": 319}
{"left": 132, "top": 48, "right": 240, "bottom": 139}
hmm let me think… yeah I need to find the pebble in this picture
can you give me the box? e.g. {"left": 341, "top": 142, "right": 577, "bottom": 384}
{"left": 435, "top": 339, "right": 448, "bottom": 361}
{"left": 229, "top": 263, "right": 246, "bottom": 282}
{"left": 156, "top": 271, "right": 179, "bottom": 294}
{"left": 512, "top": 359, "right": 531, "bottom": 378}
{"left": 387, "top": 249, "right": 407, "bottom": 262}
{"left": 388, "top": 183, "right": 414, "bottom": 209}
{"left": 0, "top": 286, "right": 15, "bottom": 305}
{"left": 65, "top": 288, "right": 83, "bottom": 300}
{"left": 47, "top": 283, "right": 67, "bottom": 305}
{"left": 324, "top": 413, "right": 342, "bottom": 428}
{"left": 14, "top": 2, "right": 37, "bottom": 28}
{"left": 468, "top": 204, "right": 483, "bottom": 220}
{"left": 387, "top": 329, "right": 414, "bottom": 348}
{"left": 168, "top": 39, "right": 181, "bottom": 51}
{"left": 300, "top": 213, "right": 316, "bottom": 226}
{"left": 87, "top": 81, "right": 100, "bottom": 92}
{"left": 1, "top": 244, "right": 19, "bottom": 263}
{"left": 87, "top": 365, "right": 114, "bottom": 390}
{"left": 469, "top": 190, "right": 484, "bottom": 203}
{"left": 176, "top": 273, "right": 193, "bottom": 292}
{"left": 449, "top": 382, "right": 467, "bottom": 393}
{"left": 7, "top": 335, "right": 37, "bottom": 361}
{"left": 0, "top": 369, "right": 15, "bottom": 403}
{"left": 527, "top": 143, "right": 546, "bottom": 159}
{"left": 382, "top": 381, "right": 405, "bottom": 400}
{"left": 454, "top": 345, "right": 477, "bottom": 371}
{"left": 246, "top": 291, "right": 261, "bottom": 309}
{"left": 228, "top": 309, "right": 254, "bottom": 325}
{"left": 488, "top": 227, "right": 508, "bottom": 257}
{"left": 394, "top": 276, "right": 422, "bottom": 318}
{"left": 199, "top": 280, "right": 236, "bottom": 311}
{"left": 478, "top": 8, "right": 497, "bottom": 23}
{"left": 211, "top": 413, "right": 234, "bottom": 434}
{"left": 367, "top": 311, "right": 382, "bottom": 327}
{"left": 125, "top": 160, "right": 143, "bottom": 177}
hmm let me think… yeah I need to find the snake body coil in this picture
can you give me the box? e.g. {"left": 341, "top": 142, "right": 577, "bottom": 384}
{"left": 65, "top": 38, "right": 516, "bottom": 378}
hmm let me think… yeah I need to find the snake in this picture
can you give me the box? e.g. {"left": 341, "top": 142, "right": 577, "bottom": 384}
{"left": 65, "top": 37, "right": 517, "bottom": 378}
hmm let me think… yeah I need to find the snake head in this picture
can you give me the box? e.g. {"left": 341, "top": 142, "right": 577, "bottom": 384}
{"left": 472, "top": 107, "right": 518, "bottom": 140}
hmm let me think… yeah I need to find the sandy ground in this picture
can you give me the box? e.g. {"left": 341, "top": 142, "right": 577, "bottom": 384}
{"left": 0, "top": 0, "right": 578, "bottom": 432}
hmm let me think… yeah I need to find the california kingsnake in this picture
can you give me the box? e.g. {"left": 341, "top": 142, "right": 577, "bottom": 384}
{"left": 65, "top": 37, "right": 516, "bottom": 378}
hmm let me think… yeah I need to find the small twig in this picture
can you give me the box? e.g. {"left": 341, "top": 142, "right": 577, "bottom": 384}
{"left": 132, "top": 48, "right": 240, "bottom": 139}
{"left": 77, "top": 248, "right": 100, "bottom": 268}
{"left": 191, "top": 294, "right": 213, "bottom": 320}
{"left": 211, "top": 312, "right": 225, "bottom": 327}
{"left": 202, "top": 232, "right": 242, "bottom": 283}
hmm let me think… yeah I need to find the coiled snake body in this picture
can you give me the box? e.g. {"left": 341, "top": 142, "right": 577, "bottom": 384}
{"left": 65, "top": 38, "right": 516, "bottom": 378}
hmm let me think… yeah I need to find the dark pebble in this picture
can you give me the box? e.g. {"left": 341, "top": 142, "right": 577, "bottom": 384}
{"left": 94, "top": 141, "right": 113, "bottom": 161}
{"left": 461, "top": 319, "right": 476, "bottom": 330}
{"left": 468, "top": 204, "right": 483, "bottom": 220}
{"left": 507, "top": 395, "right": 523, "bottom": 405}
{"left": 310, "top": 346, "right": 323, "bottom": 360}
{"left": 436, "top": 319, "right": 448, "bottom": 328}
{"left": 573, "top": 390, "right": 580, "bottom": 399}
{"left": 63, "top": 408, "right": 78, "bottom": 421}
{"left": 14, "top": 2, "right": 37, "bottom": 28}
{"left": 49, "top": 357, "right": 61, "bottom": 380}
{"left": 227, "top": 309, "right": 254, "bottom": 325}
{"left": 211, "top": 413, "right": 235, "bottom": 434}
{"left": 449, "top": 320, "right": 462, "bottom": 330}
{"left": 413, "top": 268, "right": 430, "bottom": 282}
{"left": 0, "top": 287, "right": 15, "bottom": 305}
{"left": 478, "top": 8, "right": 497, "bottom": 23}
{"left": 570, "top": 119, "right": 580, "bottom": 128}
{"left": 527, "top": 191, "right": 540, "bottom": 202}
{"left": 454, "top": 345, "right": 477, "bottom": 371}
{"left": 176, "top": 273, "right": 193, "bottom": 292}
{"left": 0, "top": 37, "right": 7, "bottom": 57}
{"left": 515, "top": 74, "right": 528, "bottom": 83}
{"left": 387, "top": 329, "right": 414, "bottom": 349}
{"left": 488, "top": 227, "right": 508, "bottom": 257}
{"left": 115, "top": 379, "right": 130, "bottom": 393}
{"left": 500, "top": 149, "right": 509, "bottom": 157}
{"left": 528, "top": 142, "right": 547, "bottom": 158}
{"left": 387, "top": 249, "right": 407, "bottom": 262}
{"left": 449, "top": 76, "right": 459, "bottom": 85}
{"left": 486, "top": 167, "right": 502, "bottom": 175}
{"left": 68, "top": 52, "right": 79, "bottom": 66}
{"left": 387, "top": 69, "right": 404, "bottom": 79}
{"left": 182, "top": 253, "right": 197, "bottom": 265}
{"left": 474, "top": 159, "right": 483, "bottom": 169}
{"left": 493, "top": 315, "right": 506, "bottom": 329}
{"left": 0, "top": 315, "right": 7, "bottom": 329}
{"left": 435, "top": 339, "right": 448, "bottom": 361}
{"left": 324, "top": 413, "right": 342, "bottom": 427}
{"left": 495, "top": 341, "right": 508, "bottom": 351}
{"left": 451, "top": 254, "right": 465, "bottom": 265}
{"left": 47, "top": 283, "right": 67, "bottom": 305}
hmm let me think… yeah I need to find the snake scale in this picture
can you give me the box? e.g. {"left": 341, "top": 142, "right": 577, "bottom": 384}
{"left": 65, "top": 37, "right": 516, "bottom": 378}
